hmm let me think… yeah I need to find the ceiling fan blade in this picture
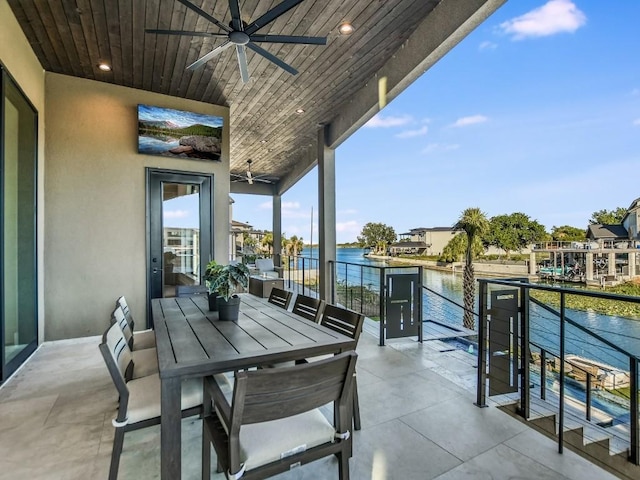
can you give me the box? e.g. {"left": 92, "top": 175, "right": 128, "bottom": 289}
{"left": 246, "top": 42, "right": 298, "bottom": 76}
{"left": 175, "top": 0, "right": 231, "bottom": 33}
{"left": 145, "top": 29, "right": 227, "bottom": 38}
{"left": 228, "top": 0, "right": 244, "bottom": 31}
{"left": 236, "top": 45, "right": 250, "bottom": 83}
{"left": 250, "top": 35, "right": 327, "bottom": 45}
{"left": 245, "top": 0, "right": 305, "bottom": 35}
{"left": 186, "top": 40, "right": 232, "bottom": 70}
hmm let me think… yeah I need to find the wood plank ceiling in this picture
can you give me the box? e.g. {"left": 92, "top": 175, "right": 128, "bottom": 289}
{"left": 8, "top": 0, "right": 449, "bottom": 191}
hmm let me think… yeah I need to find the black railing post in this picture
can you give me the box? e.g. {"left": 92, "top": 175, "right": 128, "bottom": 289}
{"left": 302, "top": 257, "right": 306, "bottom": 295}
{"left": 586, "top": 373, "right": 592, "bottom": 422}
{"left": 540, "top": 349, "right": 547, "bottom": 401}
{"left": 418, "top": 266, "right": 423, "bottom": 343}
{"left": 475, "top": 279, "right": 488, "bottom": 408}
{"left": 520, "top": 285, "right": 530, "bottom": 419}
{"left": 379, "top": 267, "right": 385, "bottom": 346}
{"left": 559, "top": 292, "right": 566, "bottom": 454}
{"left": 631, "top": 357, "right": 639, "bottom": 464}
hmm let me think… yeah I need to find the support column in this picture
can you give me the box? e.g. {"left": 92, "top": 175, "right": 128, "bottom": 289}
{"left": 529, "top": 252, "right": 536, "bottom": 276}
{"left": 273, "top": 194, "right": 282, "bottom": 267}
{"left": 585, "top": 252, "right": 594, "bottom": 281}
{"left": 628, "top": 252, "right": 636, "bottom": 279}
{"left": 318, "top": 126, "right": 336, "bottom": 302}
{"left": 608, "top": 252, "right": 616, "bottom": 276}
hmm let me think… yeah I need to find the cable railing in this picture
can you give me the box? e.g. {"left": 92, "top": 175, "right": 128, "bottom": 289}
{"left": 280, "top": 254, "right": 319, "bottom": 297}
{"left": 476, "top": 278, "right": 640, "bottom": 465}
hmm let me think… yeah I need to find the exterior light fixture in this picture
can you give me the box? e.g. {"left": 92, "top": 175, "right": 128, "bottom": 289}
{"left": 338, "top": 22, "right": 354, "bottom": 35}
{"left": 295, "top": 108, "right": 305, "bottom": 114}
{"left": 98, "top": 63, "right": 112, "bottom": 72}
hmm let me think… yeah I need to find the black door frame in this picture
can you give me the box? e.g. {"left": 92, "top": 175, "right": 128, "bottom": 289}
{"left": 0, "top": 63, "right": 39, "bottom": 384}
{"left": 145, "top": 168, "right": 214, "bottom": 327}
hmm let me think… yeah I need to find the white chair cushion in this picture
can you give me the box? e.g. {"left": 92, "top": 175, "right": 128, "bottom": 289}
{"left": 238, "top": 409, "right": 336, "bottom": 471}
{"left": 126, "top": 374, "right": 203, "bottom": 425}
{"left": 132, "top": 329, "right": 156, "bottom": 350}
{"left": 255, "top": 258, "right": 275, "bottom": 273}
{"left": 131, "top": 347, "right": 158, "bottom": 379}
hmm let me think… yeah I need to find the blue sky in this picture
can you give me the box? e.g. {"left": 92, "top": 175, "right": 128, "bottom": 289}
{"left": 230, "top": 0, "right": 640, "bottom": 244}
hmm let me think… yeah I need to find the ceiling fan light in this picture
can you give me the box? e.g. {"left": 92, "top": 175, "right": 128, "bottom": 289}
{"left": 97, "top": 62, "right": 112, "bottom": 71}
{"left": 295, "top": 108, "right": 305, "bottom": 114}
{"left": 338, "top": 23, "right": 354, "bottom": 35}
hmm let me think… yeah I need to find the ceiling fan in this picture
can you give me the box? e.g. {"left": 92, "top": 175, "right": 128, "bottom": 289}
{"left": 146, "top": 0, "right": 327, "bottom": 83}
{"left": 231, "top": 159, "right": 276, "bottom": 185}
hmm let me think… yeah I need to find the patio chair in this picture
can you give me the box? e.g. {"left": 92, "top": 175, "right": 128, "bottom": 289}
{"left": 317, "top": 305, "right": 365, "bottom": 431}
{"left": 254, "top": 258, "right": 283, "bottom": 278}
{"left": 99, "top": 322, "right": 204, "bottom": 480}
{"left": 176, "top": 284, "right": 209, "bottom": 297}
{"left": 202, "top": 351, "right": 358, "bottom": 480}
{"left": 115, "top": 295, "right": 156, "bottom": 350}
{"left": 111, "top": 306, "right": 158, "bottom": 379}
{"left": 266, "top": 287, "right": 292, "bottom": 310}
{"left": 291, "top": 294, "right": 325, "bottom": 323}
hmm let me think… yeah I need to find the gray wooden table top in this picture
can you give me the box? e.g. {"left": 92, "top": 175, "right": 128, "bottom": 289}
{"left": 152, "top": 294, "right": 356, "bottom": 379}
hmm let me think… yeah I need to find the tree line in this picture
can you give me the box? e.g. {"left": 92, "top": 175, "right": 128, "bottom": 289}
{"left": 357, "top": 207, "right": 628, "bottom": 261}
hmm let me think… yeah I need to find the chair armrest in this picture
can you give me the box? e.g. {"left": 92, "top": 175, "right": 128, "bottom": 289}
{"left": 205, "top": 375, "right": 232, "bottom": 428}
{"left": 274, "top": 266, "right": 284, "bottom": 278}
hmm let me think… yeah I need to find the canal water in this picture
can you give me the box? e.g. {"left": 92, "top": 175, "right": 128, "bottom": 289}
{"left": 302, "top": 247, "right": 640, "bottom": 371}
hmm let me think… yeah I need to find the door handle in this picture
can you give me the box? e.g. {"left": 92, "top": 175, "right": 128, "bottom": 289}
{"left": 153, "top": 268, "right": 164, "bottom": 274}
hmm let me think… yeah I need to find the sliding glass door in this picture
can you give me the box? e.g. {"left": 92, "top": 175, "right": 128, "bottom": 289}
{"left": 1, "top": 65, "right": 38, "bottom": 383}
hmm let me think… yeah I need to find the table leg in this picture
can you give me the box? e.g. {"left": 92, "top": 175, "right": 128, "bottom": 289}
{"left": 161, "top": 376, "right": 182, "bottom": 479}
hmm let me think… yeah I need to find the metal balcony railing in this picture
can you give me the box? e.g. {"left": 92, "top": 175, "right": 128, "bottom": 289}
{"left": 476, "top": 278, "right": 640, "bottom": 465}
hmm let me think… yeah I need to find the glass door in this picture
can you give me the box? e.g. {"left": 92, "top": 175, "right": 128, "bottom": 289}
{"left": 1, "top": 66, "right": 38, "bottom": 382}
{"left": 146, "top": 169, "right": 213, "bottom": 325}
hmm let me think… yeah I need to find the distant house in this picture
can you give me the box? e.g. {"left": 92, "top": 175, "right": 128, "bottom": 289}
{"left": 391, "top": 227, "right": 459, "bottom": 256}
{"left": 586, "top": 224, "right": 629, "bottom": 245}
{"left": 622, "top": 197, "right": 640, "bottom": 242}
{"left": 585, "top": 197, "right": 640, "bottom": 248}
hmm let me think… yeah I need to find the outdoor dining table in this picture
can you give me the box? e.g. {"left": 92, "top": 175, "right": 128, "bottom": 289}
{"left": 152, "top": 293, "right": 357, "bottom": 480}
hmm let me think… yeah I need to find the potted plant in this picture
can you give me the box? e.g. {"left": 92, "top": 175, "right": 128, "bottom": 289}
{"left": 203, "top": 260, "right": 223, "bottom": 311}
{"left": 206, "top": 262, "right": 250, "bottom": 320}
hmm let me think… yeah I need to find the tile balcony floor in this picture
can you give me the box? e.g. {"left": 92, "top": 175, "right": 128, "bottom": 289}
{"left": 0, "top": 322, "right": 620, "bottom": 480}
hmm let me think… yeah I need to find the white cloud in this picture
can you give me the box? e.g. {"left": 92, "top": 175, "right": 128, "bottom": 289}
{"left": 451, "top": 115, "right": 488, "bottom": 127}
{"left": 479, "top": 41, "right": 497, "bottom": 51}
{"left": 338, "top": 209, "right": 358, "bottom": 215}
{"left": 499, "top": 0, "right": 586, "bottom": 40}
{"left": 282, "top": 201, "right": 300, "bottom": 209}
{"left": 258, "top": 201, "right": 272, "bottom": 210}
{"left": 336, "top": 221, "right": 360, "bottom": 233}
{"left": 163, "top": 209, "right": 190, "bottom": 219}
{"left": 395, "top": 125, "right": 429, "bottom": 139}
{"left": 364, "top": 114, "right": 412, "bottom": 128}
{"left": 633, "top": 118, "right": 640, "bottom": 126}
{"left": 421, "top": 143, "right": 460, "bottom": 155}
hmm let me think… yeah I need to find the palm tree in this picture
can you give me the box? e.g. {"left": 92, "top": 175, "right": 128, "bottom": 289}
{"left": 261, "top": 232, "right": 274, "bottom": 255}
{"left": 454, "top": 207, "right": 488, "bottom": 330}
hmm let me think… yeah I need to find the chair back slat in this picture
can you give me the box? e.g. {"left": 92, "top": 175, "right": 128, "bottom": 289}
{"left": 267, "top": 287, "right": 292, "bottom": 309}
{"left": 112, "top": 306, "right": 134, "bottom": 349}
{"left": 116, "top": 296, "right": 135, "bottom": 329}
{"left": 320, "top": 305, "right": 365, "bottom": 343}
{"left": 100, "top": 322, "right": 134, "bottom": 386}
{"left": 234, "top": 352, "right": 357, "bottom": 425}
{"left": 291, "top": 294, "right": 325, "bottom": 323}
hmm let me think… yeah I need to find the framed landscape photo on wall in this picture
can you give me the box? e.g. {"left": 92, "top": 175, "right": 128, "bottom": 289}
{"left": 137, "top": 104, "right": 224, "bottom": 161}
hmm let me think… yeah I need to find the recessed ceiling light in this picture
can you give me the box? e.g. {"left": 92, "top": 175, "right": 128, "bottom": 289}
{"left": 260, "top": 139, "right": 267, "bottom": 144}
{"left": 338, "top": 22, "right": 354, "bottom": 35}
{"left": 98, "top": 63, "right": 112, "bottom": 72}
{"left": 295, "top": 108, "right": 305, "bottom": 114}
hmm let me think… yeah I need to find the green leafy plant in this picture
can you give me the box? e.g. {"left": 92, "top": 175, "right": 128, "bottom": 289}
{"left": 204, "top": 262, "right": 250, "bottom": 301}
